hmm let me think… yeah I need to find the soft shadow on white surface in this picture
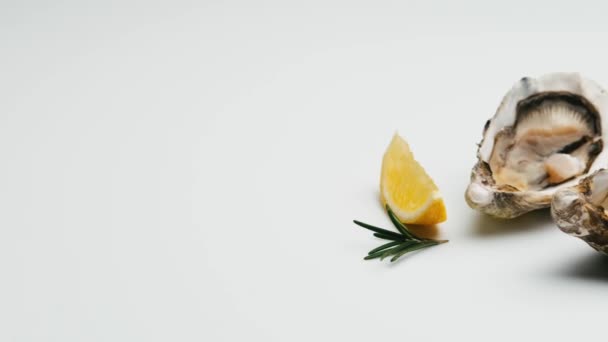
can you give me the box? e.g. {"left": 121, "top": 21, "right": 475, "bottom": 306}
{"left": 552, "top": 252, "right": 608, "bottom": 282}
{"left": 471, "top": 209, "right": 553, "bottom": 237}
{"left": 408, "top": 224, "right": 441, "bottom": 240}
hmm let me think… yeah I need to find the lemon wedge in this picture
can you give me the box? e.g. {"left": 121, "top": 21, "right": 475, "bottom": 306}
{"left": 380, "top": 134, "right": 447, "bottom": 225}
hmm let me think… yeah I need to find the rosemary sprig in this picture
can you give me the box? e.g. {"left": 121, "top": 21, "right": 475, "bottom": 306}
{"left": 354, "top": 205, "right": 448, "bottom": 263}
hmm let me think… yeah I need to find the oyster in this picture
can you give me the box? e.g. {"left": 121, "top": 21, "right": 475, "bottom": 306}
{"left": 465, "top": 73, "right": 608, "bottom": 218}
{"left": 552, "top": 169, "right": 608, "bottom": 253}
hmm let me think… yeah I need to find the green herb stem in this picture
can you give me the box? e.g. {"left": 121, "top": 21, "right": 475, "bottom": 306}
{"left": 354, "top": 205, "right": 448, "bottom": 263}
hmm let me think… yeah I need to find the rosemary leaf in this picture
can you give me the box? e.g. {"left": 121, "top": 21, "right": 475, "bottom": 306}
{"left": 389, "top": 241, "right": 438, "bottom": 262}
{"left": 353, "top": 220, "right": 403, "bottom": 239}
{"left": 385, "top": 205, "right": 417, "bottom": 240}
{"left": 380, "top": 241, "right": 418, "bottom": 260}
{"left": 364, "top": 244, "right": 403, "bottom": 260}
{"left": 373, "top": 233, "right": 402, "bottom": 241}
{"left": 367, "top": 241, "right": 402, "bottom": 255}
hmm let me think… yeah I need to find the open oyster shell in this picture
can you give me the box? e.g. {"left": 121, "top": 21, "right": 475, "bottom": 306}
{"left": 552, "top": 169, "right": 608, "bottom": 253}
{"left": 465, "top": 73, "right": 608, "bottom": 218}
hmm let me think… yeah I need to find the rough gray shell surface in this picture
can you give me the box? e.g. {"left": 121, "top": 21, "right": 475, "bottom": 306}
{"left": 552, "top": 169, "right": 608, "bottom": 253}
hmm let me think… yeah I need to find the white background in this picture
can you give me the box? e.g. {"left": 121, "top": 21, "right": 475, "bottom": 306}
{"left": 3, "top": 1, "right": 608, "bottom": 341}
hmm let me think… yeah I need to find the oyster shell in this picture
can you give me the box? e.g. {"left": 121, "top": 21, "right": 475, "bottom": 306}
{"left": 465, "top": 73, "right": 608, "bottom": 218}
{"left": 551, "top": 169, "right": 608, "bottom": 253}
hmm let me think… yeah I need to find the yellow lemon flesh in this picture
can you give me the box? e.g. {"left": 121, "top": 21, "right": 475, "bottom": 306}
{"left": 380, "top": 134, "right": 447, "bottom": 225}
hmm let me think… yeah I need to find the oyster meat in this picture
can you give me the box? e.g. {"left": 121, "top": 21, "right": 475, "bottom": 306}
{"left": 552, "top": 169, "right": 608, "bottom": 253}
{"left": 465, "top": 73, "right": 608, "bottom": 218}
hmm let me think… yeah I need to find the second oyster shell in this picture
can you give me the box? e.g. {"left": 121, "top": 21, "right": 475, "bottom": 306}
{"left": 552, "top": 169, "right": 608, "bottom": 253}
